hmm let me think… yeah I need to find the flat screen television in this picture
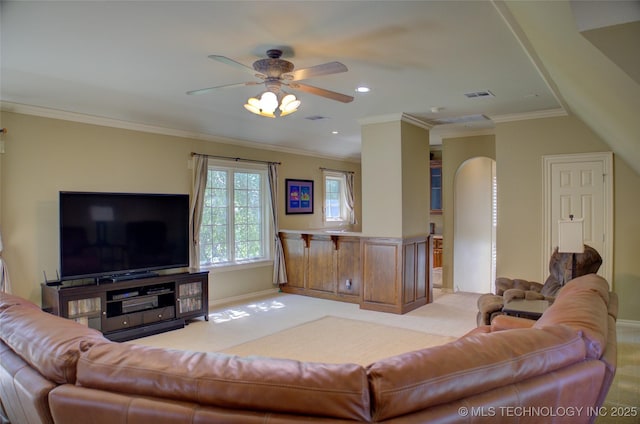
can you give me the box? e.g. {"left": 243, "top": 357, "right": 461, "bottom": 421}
{"left": 59, "top": 191, "right": 190, "bottom": 281}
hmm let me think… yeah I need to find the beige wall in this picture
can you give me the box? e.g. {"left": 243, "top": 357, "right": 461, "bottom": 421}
{"left": 495, "top": 115, "right": 640, "bottom": 321}
{"left": 278, "top": 152, "right": 361, "bottom": 232}
{"left": 360, "top": 120, "right": 430, "bottom": 238}
{"left": 0, "top": 111, "right": 361, "bottom": 304}
{"left": 361, "top": 121, "right": 403, "bottom": 237}
{"left": 400, "top": 121, "right": 430, "bottom": 237}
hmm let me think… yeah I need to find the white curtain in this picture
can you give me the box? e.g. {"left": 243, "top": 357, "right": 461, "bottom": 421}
{"left": 189, "top": 154, "right": 208, "bottom": 268}
{"left": 268, "top": 163, "right": 287, "bottom": 286}
{"left": 0, "top": 228, "right": 11, "bottom": 293}
{"left": 345, "top": 171, "right": 356, "bottom": 225}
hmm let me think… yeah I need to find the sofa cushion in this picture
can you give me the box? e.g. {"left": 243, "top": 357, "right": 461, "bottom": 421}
{"left": 534, "top": 274, "right": 609, "bottom": 359}
{"left": 366, "top": 324, "right": 585, "bottom": 421}
{"left": 0, "top": 304, "right": 106, "bottom": 384}
{"left": 76, "top": 343, "right": 371, "bottom": 421}
{"left": 0, "top": 292, "right": 40, "bottom": 312}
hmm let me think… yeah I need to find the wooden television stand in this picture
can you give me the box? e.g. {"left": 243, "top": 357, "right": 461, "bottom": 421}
{"left": 42, "top": 271, "right": 209, "bottom": 342}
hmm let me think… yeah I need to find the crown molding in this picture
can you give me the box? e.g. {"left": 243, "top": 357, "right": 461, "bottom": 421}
{"left": 429, "top": 127, "right": 497, "bottom": 145}
{"left": 402, "top": 113, "right": 435, "bottom": 129}
{"left": 358, "top": 112, "right": 434, "bottom": 130}
{"left": 0, "top": 101, "right": 360, "bottom": 163}
{"left": 490, "top": 108, "right": 567, "bottom": 123}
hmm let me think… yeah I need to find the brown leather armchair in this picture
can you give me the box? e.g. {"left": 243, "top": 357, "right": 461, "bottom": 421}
{"left": 477, "top": 245, "right": 602, "bottom": 326}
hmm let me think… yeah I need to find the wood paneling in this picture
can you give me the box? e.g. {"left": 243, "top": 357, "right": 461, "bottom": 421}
{"left": 308, "top": 236, "right": 335, "bottom": 293}
{"left": 280, "top": 232, "right": 430, "bottom": 314}
{"left": 416, "top": 240, "right": 427, "bottom": 300}
{"left": 362, "top": 241, "right": 399, "bottom": 308}
{"left": 337, "top": 237, "right": 361, "bottom": 296}
{"left": 280, "top": 233, "right": 306, "bottom": 289}
{"left": 404, "top": 243, "right": 416, "bottom": 304}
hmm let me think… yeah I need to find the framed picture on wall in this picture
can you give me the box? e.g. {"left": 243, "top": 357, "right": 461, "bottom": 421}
{"left": 285, "top": 179, "right": 314, "bottom": 214}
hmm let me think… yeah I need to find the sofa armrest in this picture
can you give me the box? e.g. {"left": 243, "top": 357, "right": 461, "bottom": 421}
{"left": 503, "top": 288, "right": 525, "bottom": 303}
{"left": 490, "top": 315, "right": 536, "bottom": 331}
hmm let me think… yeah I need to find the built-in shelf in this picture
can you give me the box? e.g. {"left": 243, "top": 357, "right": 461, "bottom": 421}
{"left": 279, "top": 231, "right": 431, "bottom": 314}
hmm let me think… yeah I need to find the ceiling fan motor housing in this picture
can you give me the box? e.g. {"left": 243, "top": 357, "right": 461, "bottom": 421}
{"left": 253, "top": 49, "right": 294, "bottom": 78}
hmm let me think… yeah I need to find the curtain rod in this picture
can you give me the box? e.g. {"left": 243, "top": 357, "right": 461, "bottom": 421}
{"left": 191, "top": 152, "right": 280, "bottom": 166}
{"left": 319, "top": 167, "right": 354, "bottom": 175}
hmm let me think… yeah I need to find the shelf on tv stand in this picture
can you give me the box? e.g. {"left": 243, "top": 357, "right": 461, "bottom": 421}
{"left": 41, "top": 271, "right": 209, "bottom": 342}
{"left": 97, "top": 271, "right": 160, "bottom": 284}
{"left": 104, "top": 317, "right": 186, "bottom": 342}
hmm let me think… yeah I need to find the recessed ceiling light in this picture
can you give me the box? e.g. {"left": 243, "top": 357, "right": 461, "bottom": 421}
{"left": 355, "top": 86, "right": 370, "bottom": 93}
{"left": 332, "top": 131, "right": 339, "bottom": 135}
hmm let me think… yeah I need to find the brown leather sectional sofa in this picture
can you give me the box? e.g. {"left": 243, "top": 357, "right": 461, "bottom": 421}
{"left": 0, "top": 274, "right": 617, "bottom": 423}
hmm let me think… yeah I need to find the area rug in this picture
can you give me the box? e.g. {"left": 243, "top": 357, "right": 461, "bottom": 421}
{"left": 221, "top": 316, "right": 455, "bottom": 366}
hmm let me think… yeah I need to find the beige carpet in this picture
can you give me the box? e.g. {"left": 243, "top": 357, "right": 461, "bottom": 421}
{"left": 221, "top": 316, "right": 455, "bottom": 366}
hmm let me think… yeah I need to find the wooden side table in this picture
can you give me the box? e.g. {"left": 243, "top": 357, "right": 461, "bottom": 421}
{"left": 502, "top": 299, "right": 550, "bottom": 320}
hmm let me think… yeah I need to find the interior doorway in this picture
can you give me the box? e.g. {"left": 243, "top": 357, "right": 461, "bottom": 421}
{"left": 453, "top": 157, "right": 497, "bottom": 293}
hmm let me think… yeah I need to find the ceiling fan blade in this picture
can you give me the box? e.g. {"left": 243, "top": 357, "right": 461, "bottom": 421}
{"left": 289, "top": 82, "right": 354, "bottom": 103}
{"left": 285, "top": 61, "right": 348, "bottom": 81}
{"left": 186, "top": 81, "right": 259, "bottom": 96}
{"left": 208, "top": 55, "right": 255, "bottom": 73}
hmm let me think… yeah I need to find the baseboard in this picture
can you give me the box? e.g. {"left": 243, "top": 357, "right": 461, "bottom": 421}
{"left": 209, "top": 288, "right": 280, "bottom": 308}
{"left": 435, "top": 287, "right": 455, "bottom": 294}
{"left": 617, "top": 319, "right": 640, "bottom": 328}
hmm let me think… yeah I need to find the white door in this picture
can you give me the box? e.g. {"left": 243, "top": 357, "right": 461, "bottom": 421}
{"left": 543, "top": 153, "right": 613, "bottom": 286}
{"left": 453, "top": 157, "right": 496, "bottom": 293}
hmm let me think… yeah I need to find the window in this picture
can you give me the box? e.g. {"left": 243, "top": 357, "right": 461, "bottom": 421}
{"left": 323, "top": 172, "right": 348, "bottom": 223}
{"left": 199, "top": 161, "right": 270, "bottom": 267}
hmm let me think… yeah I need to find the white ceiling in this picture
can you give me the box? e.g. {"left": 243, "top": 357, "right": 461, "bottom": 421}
{"left": 1, "top": 1, "right": 565, "bottom": 161}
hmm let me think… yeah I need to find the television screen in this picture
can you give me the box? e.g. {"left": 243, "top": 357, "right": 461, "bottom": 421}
{"left": 60, "top": 192, "right": 190, "bottom": 280}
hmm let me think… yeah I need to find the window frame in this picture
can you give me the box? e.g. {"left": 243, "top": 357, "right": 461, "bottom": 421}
{"left": 323, "top": 171, "right": 349, "bottom": 225}
{"left": 198, "top": 159, "right": 272, "bottom": 269}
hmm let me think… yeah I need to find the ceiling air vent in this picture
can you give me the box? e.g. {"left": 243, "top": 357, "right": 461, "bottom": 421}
{"left": 464, "top": 90, "right": 495, "bottom": 99}
{"left": 305, "top": 115, "right": 328, "bottom": 121}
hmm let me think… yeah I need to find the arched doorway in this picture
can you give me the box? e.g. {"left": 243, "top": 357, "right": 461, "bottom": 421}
{"left": 453, "top": 157, "right": 496, "bottom": 293}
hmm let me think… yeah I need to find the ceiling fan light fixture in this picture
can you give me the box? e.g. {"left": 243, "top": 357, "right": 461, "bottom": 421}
{"left": 281, "top": 93, "right": 297, "bottom": 107}
{"left": 246, "top": 97, "right": 261, "bottom": 108}
{"left": 279, "top": 93, "right": 300, "bottom": 116}
{"left": 244, "top": 99, "right": 275, "bottom": 118}
{"left": 244, "top": 91, "right": 278, "bottom": 117}
{"left": 260, "top": 91, "right": 278, "bottom": 113}
{"left": 244, "top": 102, "right": 260, "bottom": 113}
{"left": 245, "top": 90, "right": 300, "bottom": 118}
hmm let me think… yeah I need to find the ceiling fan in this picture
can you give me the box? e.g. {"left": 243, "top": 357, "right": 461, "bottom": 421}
{"left": 187, "top": 49, "right": 354, "bottom": 117}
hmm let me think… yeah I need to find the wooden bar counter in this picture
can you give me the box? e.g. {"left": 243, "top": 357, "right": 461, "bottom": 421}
{"left": 279, "top": 230, "right": 432, "bottom": 314}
